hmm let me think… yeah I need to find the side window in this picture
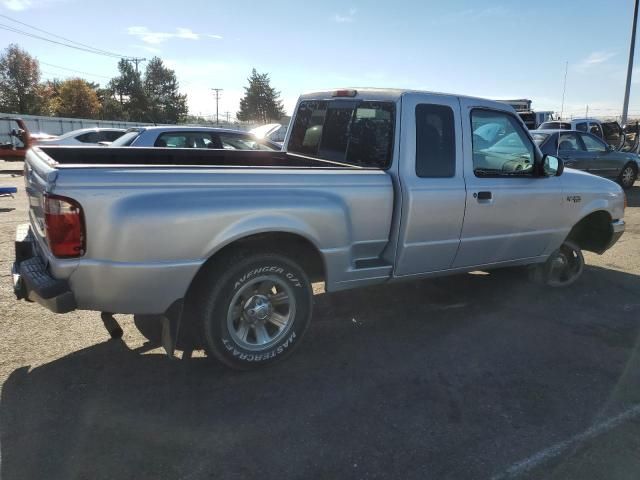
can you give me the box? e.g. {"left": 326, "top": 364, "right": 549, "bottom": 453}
{"left": 77, "top": 132, "right": 100, "bottom": 143}
{"left": 575, "top": 122, "right": 588, "bottom": 132}
{"left": 105, "top": 131, "right": 124, "bottom": 142}
{"left": 156, "top": 134, "right": 186, "bottom": 147}
{"left": 558, "top": 133, "right": 583, "bottom": 151}
{"left": 580, "top": 133, "right": 607, "bottom": 153}
{"left": 220, "top": 134, "right": 253, "bottom": 150}
{"left": 155, "top": 132, "right": 217, "bottom": 148}
{"left": 471, "top": 109, "right": 535, "bottom": 176}
{"left": 415, "top": 104, "right": 455, "bottom": 177}
{"left": 589, "top": 123, "right": 603, "bottom": 138}
{"left": 288, "top": 100, "right": 395, "bottom": 168}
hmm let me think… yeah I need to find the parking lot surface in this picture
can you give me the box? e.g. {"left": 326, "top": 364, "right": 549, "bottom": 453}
{"left": 1, "top": 172, "right": 639, "bottom": 479}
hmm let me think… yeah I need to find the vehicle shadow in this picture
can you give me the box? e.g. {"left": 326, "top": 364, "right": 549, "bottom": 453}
{"left": 2, "top": 266, "right": 640, "bottom": 480}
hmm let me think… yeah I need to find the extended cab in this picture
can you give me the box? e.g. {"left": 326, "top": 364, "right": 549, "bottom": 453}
{"left": 13, "top": 89, "right": 626, "bottom": 369}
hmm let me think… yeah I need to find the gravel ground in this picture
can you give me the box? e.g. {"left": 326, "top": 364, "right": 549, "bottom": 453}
{"left": 1, "top": 172, "right": 639, "bottom": 480}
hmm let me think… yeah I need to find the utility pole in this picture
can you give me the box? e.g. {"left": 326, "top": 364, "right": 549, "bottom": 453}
{"left": 211, "top": 88, "right": 223, "bottom": 125}
{"left": 224, "top": 111, "right": 230, "bottom": 124}
{"left": 126, "top": 57, "right": 147, "bottom": 73}
{"left": 586, "top": 105, "right": 589, "bottom": 118}
{"left": 622, "top": 0, "right": 639, "bottom": 125}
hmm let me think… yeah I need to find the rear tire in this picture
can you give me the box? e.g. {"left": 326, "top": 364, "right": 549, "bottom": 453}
{"left": 618, "top": 163, "right": 638, "bottom": 190}
{"left": 194, "top": 251, "right": 313, "bottom": 370}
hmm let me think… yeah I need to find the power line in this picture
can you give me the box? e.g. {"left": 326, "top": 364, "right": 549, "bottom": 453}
{"left": 39, "top": 61, "right": 112, "bottom": 79}
{"left": 0, "top": 13, "right": 133, "bottom": 59}
{"left": 0, "top": 22, "right": 133, "bottom": 60}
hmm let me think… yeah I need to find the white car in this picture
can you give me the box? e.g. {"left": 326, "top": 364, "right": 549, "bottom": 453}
{"left": 34, "top": 128, "right": 126, "bottom": 146}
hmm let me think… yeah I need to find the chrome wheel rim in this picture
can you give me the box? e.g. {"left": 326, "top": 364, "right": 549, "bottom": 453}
{"left": 226, "top": 275, "right": 295, "bottom": 351}
{"left": 547, "top": 243, "right": 583, "bottom": 287}
{"left": 622, "top": 166, "right": 635, "bottom": 187}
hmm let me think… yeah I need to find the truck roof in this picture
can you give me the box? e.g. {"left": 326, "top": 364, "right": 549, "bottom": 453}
{"left": 298, "top": 88, "right": 514, "bottom": 109}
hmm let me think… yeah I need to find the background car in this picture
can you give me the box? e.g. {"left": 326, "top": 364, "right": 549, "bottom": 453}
{"left": 34, "top": 128, "right": 126, "bottom": 146}
{"left": 110, "top": 126, "right": 281, "bottom": 151}
{"left": 538, "top": 118, "right": 624, "bottom": 149}
{"left": 532, "top": 129, "right": 638, "bottom": 189}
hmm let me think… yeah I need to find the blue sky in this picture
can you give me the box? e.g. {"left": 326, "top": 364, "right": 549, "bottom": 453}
{"left": 1, "top": 0, "right": 639, "bottom": 120}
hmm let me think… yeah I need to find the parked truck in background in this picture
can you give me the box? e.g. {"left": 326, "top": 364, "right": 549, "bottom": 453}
{"left": 13, "top": 88, "right": 626, "bottom": 369}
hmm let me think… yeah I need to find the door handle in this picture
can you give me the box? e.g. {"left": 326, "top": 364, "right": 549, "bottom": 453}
{"left": 474, "top": 191, "right": 492, "bottom": 200}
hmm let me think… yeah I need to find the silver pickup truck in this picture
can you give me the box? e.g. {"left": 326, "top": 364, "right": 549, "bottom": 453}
{"left": 13, "top": 88, "right": 626, "bottom": 369}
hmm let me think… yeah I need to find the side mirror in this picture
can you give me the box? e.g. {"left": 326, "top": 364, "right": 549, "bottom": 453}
{"left": 606, "top": 144, "right": 615, "bottom": 152}
{"left": 542, "top": 154, "right": 563, "bottom": 177}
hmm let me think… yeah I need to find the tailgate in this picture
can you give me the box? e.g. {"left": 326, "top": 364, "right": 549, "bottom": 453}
{"left": 24, "top": 148, "right": 58, "bottom": 247}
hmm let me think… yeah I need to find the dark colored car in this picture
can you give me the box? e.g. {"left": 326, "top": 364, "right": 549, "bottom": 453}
{"left": 532, "top": 129, "right": 638, "bottom": 189}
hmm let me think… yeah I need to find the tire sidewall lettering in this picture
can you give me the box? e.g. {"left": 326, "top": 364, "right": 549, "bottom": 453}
{"left": 233, "top": 265, "right": 303, "bottom": 290}
{"left": 221, "top": 331, "right": 297, "bottom": 362}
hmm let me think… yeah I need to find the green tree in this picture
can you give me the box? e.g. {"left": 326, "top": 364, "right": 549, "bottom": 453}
{"left": 107, "top": 59, "right": 147, "bottom": 121}
{"left": 0, "top": 44, "right": 43, "bottom": 114}
{"left": 51, "top": 78, "right": 101, "bottom": 118}
{"left": 237, "top": 68, "right": 285, "bottom": 123}
{"left": 143, "top": 57, "right": 188, "bottom": 123}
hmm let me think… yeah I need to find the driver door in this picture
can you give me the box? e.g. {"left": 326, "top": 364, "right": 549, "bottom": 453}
{"left": 453, "top": 100, "right": 564, "bottom": 268}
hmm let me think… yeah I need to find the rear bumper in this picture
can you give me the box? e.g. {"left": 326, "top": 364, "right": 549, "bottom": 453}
{"left": 12, "top": 224, "right": 76, "bottom": 314}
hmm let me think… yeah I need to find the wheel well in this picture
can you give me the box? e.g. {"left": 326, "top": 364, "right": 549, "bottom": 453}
{"left": 190, "top": 232, "right": 326, "bottom": 291}
{"left": 566, "top": 210, "right": 613, "bottom": 254}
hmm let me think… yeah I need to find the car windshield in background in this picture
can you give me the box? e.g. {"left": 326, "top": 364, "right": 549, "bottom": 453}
{"left": 288, "top": 100, "right": 395, "bottom": 168}
{"left": 531, "top": 132, "right": 550, "bottom": 145}
{"left": 539, "top": 122, "right": 571, "bottom": 130}
{"left": 110, "top": 130, "right": 141, "bottom": 147}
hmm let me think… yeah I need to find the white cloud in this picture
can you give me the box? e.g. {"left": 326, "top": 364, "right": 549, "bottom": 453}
{"left": 575, "top": 51, "right": 617, "bottom": 71}
{"left": 127, "top": 26, "right": 223, "bottom": 45}
{"left": 133, "top": 44, "right": 162, "bottom": 54}
{"left": 2, "top": 0, "right": 65, "bottom": 10}
{"left": 334, "top": 8, "right": 356, "bottom": 23}
{"left": 3, "top": 0, "right": 33, "bottom": 10}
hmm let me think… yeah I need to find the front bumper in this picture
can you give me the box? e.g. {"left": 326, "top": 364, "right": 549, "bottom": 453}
{"left": 12, "top": 224, "right": 76, "bottom": 314}
{"left": 606, "top": 219, "right": 625, "bottom": 251}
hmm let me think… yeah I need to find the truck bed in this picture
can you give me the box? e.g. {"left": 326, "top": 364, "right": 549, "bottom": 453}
{"left": 37, "top": 146, "right": 362, "bottom": 169}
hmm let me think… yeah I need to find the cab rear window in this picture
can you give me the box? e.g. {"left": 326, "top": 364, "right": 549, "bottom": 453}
{"left": 288, "top": 100, "right": 395, "bottom": 168}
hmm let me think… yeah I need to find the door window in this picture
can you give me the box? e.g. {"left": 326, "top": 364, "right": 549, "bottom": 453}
{"left": 579, "top": 133, "right": 607, "bottom": 153}
{"left": 575, "top": 122, "right": 588, "bottom": 132}
{"left": 104, "top": 131, "right": 125, "bottom": 142}
{"left": 76, "top": 132, "right": 100, "bottom": 143}
{"left": 558, "top": 133, "right": 584, "bottom": 152}
{"left": 471, "top": 109, "right": 535, "bottom": 176}
{"left": 154, "top": 132, "right": 221, "bottom": 148}
{"left": 415, "top": 104, "right": 455, "bottom": 177}
{"left": 589, "top": 123, "right": 604, "bottom": 138}
{"left": 219, "top": 133, "right": 276, "bottom": 151}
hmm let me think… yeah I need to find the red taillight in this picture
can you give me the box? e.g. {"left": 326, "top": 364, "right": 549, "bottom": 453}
{"left": 44, "top": 194, "right": 85, "bottom": 258}
{"left": 332, "top": 89, "right": 358, "bottom": 97}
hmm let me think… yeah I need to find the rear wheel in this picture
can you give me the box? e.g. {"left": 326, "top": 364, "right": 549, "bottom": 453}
{"left": 194, "top": 251, "right": 313, "bottom": 370}
{"left": 618, "top": 163, "right": 638, "bottom": 189}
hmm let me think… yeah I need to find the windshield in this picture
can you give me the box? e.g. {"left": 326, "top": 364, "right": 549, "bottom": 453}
{"left": 531, "top": 132, "right": 550, "bottom": 145}
{"left": 109, "top": 130, "right": 141, "bottom": 147}
{"left": 539, "top": 122, "right": 571, "bottom": 130}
